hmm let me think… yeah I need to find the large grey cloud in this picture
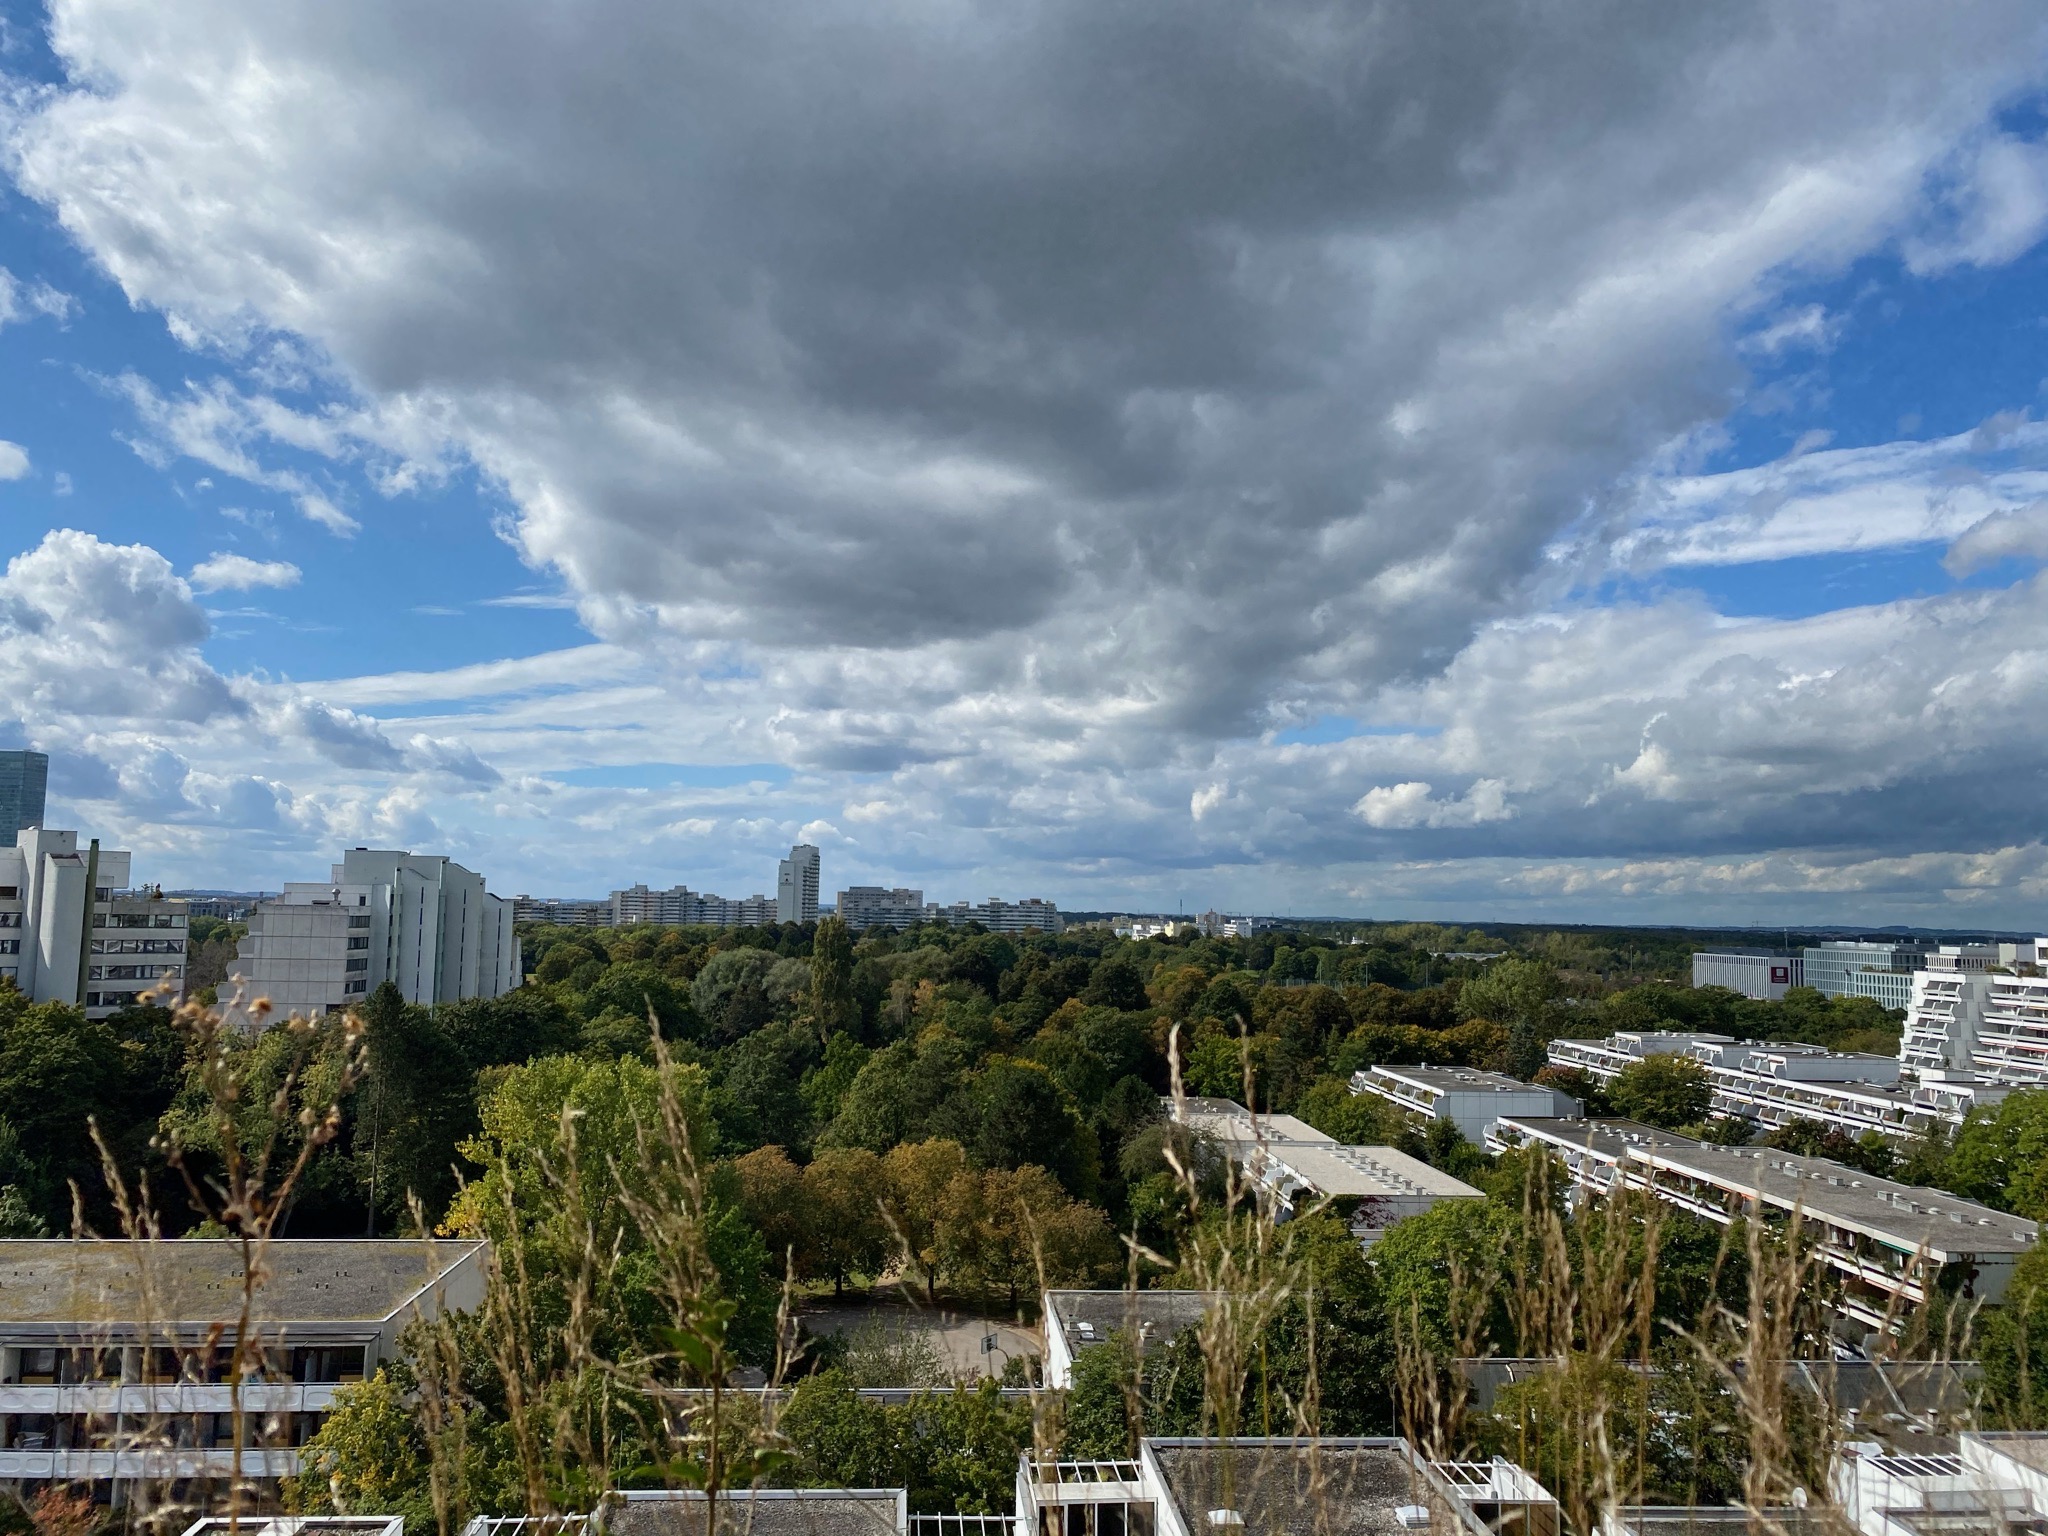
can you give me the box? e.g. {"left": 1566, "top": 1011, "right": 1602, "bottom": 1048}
{"left": 12, "top": 1, "right": 2048, "bottom": 911}
{"left": 19, "top": 2, "right": 2048, "bottom": 728}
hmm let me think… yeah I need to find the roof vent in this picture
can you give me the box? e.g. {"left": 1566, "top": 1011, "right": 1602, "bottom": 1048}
{"left": 1207, "top": 1513, "right": 1246, "bottom": 1530}
{"left": 1396, "top": 1507, "right": 1432, "bottom": 1530}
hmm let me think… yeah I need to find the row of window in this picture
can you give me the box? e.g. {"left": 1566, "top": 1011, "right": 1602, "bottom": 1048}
{"left": 8, "top": 1344, "right": 366, "bottom": 1385}
{"left": 97, "top": 912, "right": 186, "bottom": 929}
{"left": 88, "top": 964, "right": 182, "bottom": 981}
{"left": 90, "top": 938, "right": 185, "bottom": 955}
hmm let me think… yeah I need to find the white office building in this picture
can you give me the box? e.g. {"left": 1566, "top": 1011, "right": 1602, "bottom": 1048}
{"left": 231, "top": 849, "right": 519, "bottom": 1018}
{"left": 1352, "top": 1065, "right": 1581, "bottom": 1143}
{"left": 1691, "top": 950, "right": 1802, "bottom": 1000}
{"left": 0, "top": 828, "right": 187, "bottom": 1018}
{"left": 776, "top": 844, "right": 821, "bottom": 925}
{"left": 836, "top": 886, "right": 927, "bottom": 931}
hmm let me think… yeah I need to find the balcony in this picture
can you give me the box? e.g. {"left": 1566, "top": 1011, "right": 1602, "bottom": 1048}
{"left": 0, "top": 1382, "right": 340, "bottom": 1415}
{"left": 0, "top": 1446, "right": 303, "bottom": 1480}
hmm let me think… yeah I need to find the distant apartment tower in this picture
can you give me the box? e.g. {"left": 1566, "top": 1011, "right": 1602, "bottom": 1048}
{"left": 925, "top": 896, "right": 1062, "bottom": 933}
{"left": 1691, "top": 949, "right": 1802, "bottom": 1000}
{"left": 608, "top": 882, "right": 776, "bottom": 928}
{"left": 0, "top": 827, "right": 187, "bottom": 1016}
{"left": 513, "top": 894, "right": 610, "bottom": 926}
{"left": 231, "top": 849, "right": 520, "bottom": 1018}
{"left": 837, "top": 886, "right": 926, "bottom": 931}
{"left": 777, "top": 844, "right": 820, "bottom": 925}
{"left": 0, "top": 751, "right": 47, "bottom": 844}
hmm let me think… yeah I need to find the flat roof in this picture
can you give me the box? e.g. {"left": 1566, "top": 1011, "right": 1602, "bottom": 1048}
{"left": 1147, "top": 1439, "right": 1482, "bottom": 1536}
{"left": 1364, "top": 1065, "right": 1556, "bottom": 1095}
{"left": 1632, "top": 1144, "right": 2039, "bottom": 1257}
{"left": 1265, "top": 1144, "right": 1483, "bottom": 1203}
{"left": 1494, "top": 1117, "right": 1704, "bottom": 1161}
{"left": 1044, "top": 1289, "right": 1216, "bottom": 1359}
{"left": 604, "top": 1490, "right": 904, "bottom": 1536}
{"left": 1167, "top": 1097, "right": 1333, "bottom": 1148}
{"left": 0, "top": 1239, "right": 484, "bottom": 1328}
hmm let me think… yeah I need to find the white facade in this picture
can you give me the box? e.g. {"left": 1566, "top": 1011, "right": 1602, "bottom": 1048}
{"left": 232, "top": 850, "right": 519, "bottom": 1018}
{"left": 0, "top": 829, "right": 187, "bottom": 1018}
{"left": 776, "top": 843, "right": 821, "bottom": 925}
{"left": 837, "top": 886, "right": 926, "bottom": 931}
{"left": 608, "top": 883, "right": 776, "bottom": 928}
{"left": 1691, "top": 950, "right": 1802, "bottom": 1000}
{"left": 927, "top": 897, "right": 1062, "bottom": 933}
{"left": 1490, "top": 1117, "right": 2038, "bottom": 1333}
{"left": 1166, "top": 1095, "right": 1483, "bottom": 1244}
{"left": 1352, "top": 1065, "right": 1581, "bottom": 1143}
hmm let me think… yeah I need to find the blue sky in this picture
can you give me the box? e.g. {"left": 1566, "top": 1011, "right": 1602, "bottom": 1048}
{"left": 6, "top": 1, "right": 2048, "bottom": 924}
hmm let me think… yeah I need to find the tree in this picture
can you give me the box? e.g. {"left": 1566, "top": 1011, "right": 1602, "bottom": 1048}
{"left": 1607, "top": 1055, "right": 1711, "bottom": 1130}
{"left": 881, "top": 1138, "right": 975, "bottom": 1302}
{"left": 286, "top": 1371, "right": 434, "bottom": 1529}
{"left": 1082, "top": 956, "right": 1148, "bottom": 1012}
{"left": 356, "top": 982, "right": 477, "bottom": 1230}
{"left": 1062, "top": 1330, "right": 1140, "bottom": 1456}
{"left": 1981, "top": 1243, "right": 2048, "bottom": 1429}
{"left": 802, "top": 1147, "right": 892, "bottom": 1294}
{"left": 781, "top": 1369, "right": 896, "bottom": 1487}
{"left": 733, "top": 1144, "right": 807, "bottom": 1274}
{"left": 961, "top": 1164, "right": 1115, "bottom": 1310}
{"left": 1946, "top": 1091, "right": 2048, "bottom": 1219}
{"left": 935, "top": 1057, "right": 1091, "bottom": 1194}
{"left": 809, "top": 916, "right": 858, "bottom": 1040}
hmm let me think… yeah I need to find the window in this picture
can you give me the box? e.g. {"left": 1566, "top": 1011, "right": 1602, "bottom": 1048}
{"left": 348, "top": 915, "right": 371, "bottom": 928}
{"left": 0, "top": 940, "right": 16, "bottom": 955}
{"left": 344, "top": 979, "right": 368, "bottom": 995}
{"left": 0, "top": 886, "right": 15, "bottom": 899}
{"left": 345, "top": 958, "right": 369, "bottom": 972}
{"left": 0, "top": 912, "right": 19, "bottom": 927}
{"left": 347, "top": 936, "right": 369, "bottom": 950}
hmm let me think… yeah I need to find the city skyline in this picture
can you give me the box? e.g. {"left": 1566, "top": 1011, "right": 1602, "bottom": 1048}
{"left": 6, "top": 8, "right": 2048, "bottom": 923}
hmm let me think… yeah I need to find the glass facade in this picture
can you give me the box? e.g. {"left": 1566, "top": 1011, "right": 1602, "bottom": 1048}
{"left": 0, "top": 749, "right": 47, "bottom": 843}
{"left": 1803, "top": 941, "right": 1925, "bottom": 1008}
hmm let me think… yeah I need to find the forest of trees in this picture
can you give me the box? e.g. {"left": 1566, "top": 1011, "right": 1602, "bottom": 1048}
{"left": 4, "top": 914, "right": 2048, "bottom": 1528}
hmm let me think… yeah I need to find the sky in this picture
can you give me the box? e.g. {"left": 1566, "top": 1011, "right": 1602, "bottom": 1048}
{"left": 5, "top": 3, "right": 2048, "bottom": 926}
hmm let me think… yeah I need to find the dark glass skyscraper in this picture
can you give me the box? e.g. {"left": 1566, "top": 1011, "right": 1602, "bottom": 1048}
{"left": 0, "top": 750, "right": 48, "bottom": 844}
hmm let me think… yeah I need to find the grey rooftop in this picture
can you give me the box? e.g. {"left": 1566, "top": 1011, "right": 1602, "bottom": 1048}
{"left": 1045, "top": 1288, "right": 1217, "bottom": 1357}
{"left": 1147, "top": 1439, "right": 1486, "bottom": 1536}
{"left": 0, "top": 1238, "right": 486, "bottom": 1328}
{"left": 601, "top": 1489, "right": 906, "bottom": 1536}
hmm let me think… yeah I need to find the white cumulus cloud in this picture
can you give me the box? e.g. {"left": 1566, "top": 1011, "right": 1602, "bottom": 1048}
{"left": 189, "top": 552, "right": 302, "bottom": 591}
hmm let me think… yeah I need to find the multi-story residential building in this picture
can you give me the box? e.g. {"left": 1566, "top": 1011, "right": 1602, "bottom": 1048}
{"left": 1547, "top": 1031, "right": 2006, "bottom": 1142}
{"left": 608, "top": 883, "right": 777, "bottom": 928}
{"left": 0, "top": 828, "right": 187, "bottom": 1018}
{"left": 1834, "top": 1433, "right": 2048, "bottom": 1536}
{"left": 0, "top": 750, "right": 47, "bottom": 844}
{"left": 1015, "top": 1437, "right": 1561, "bottom": 1536}
{"left": 232, "top": 850, "right": 519, "bottom": 1018}
{"left": 1691, "top": 950, "right": 1802, "bottom": 1000}
{"left": 1488, "top": 1117, "right": 2038, "bottom": 1334}
{"left": 512, "top": 895, "right": 610, "bottom": 926}
{"left": 1546, "top": 1031, "right": 1732, "bottom": 1083}
{"left": 0, "top": 1238, "right": 485, "bottom": 1499}
{"left": 926, "top": 897, "right": 1062, "bottom": 933}
{"left": 776, "top": 844, "right": 821, "bottom": 925}
{"left": 1964, "top": 971, "right": 2048, "bottom": 1086}
{"left": 1351, "top": 1065, "right": 1581, "bottom": 1143}
{"left": 836, "top": 886, "right": 927, "bottom": 931}
{"left": 1166, "top": 1096, "right": 1483, "bottom": 1245}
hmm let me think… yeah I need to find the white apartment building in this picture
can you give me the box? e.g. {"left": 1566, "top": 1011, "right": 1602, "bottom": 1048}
{"left": 0, "top": 1239, "right": 483, "bottom": 1499}
{"left": 776, "top": 844, "right": 821, "bottom": 925}
{"left": 608, "top": 883, "right": 776, "bottom": 928}
{"left": 231, "top": 849, "right": 519, "bottom": 1019}
{"left": 1546, "top": 1031, "right": 2006, "bottom": 1143}
{"left": 1166, "top": 1096, "right": 1483, "bottom": 1245}
{"left": 927, "top": 897, "right": 1062, "bottom": 933}
{"left": 1352, "top": 1065, "right": 1582, "bottom": 1143}
{"left": 0, "top": 828, "right": 187, "bottom": 1018}
{"left": 836, "top": 886, "right": 927, "bottom": 931}
{"left": 1488, "top": 1117, "right": 2038, "bottom": 1334}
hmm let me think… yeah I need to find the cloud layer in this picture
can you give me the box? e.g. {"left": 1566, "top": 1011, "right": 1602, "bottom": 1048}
{"left": 7, "top": 3, "right": 2048, "bottom": 915}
